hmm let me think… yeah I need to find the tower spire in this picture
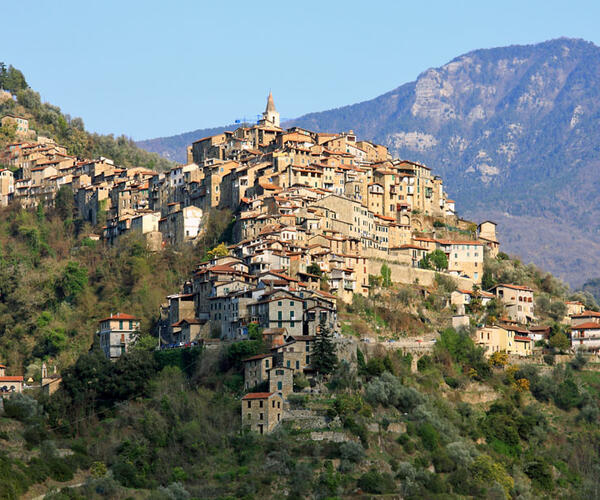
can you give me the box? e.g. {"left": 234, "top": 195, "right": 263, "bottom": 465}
{"left": 262, "top": 91, "right": 280, "bottom": 127}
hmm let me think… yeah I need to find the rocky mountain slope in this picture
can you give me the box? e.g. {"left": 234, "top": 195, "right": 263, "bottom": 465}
{"left": 138, "top": 38, "right": 600, "bottom": 287}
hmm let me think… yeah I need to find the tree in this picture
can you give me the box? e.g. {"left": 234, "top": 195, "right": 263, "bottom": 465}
{"left": 380, "top": 263, "right": 392, "bottom": 287}
{"left": 205, "top": 242, "right": 229, "bottom": 261}
{"left": 1, "top": 65, "right": 28, "bottom": 92}
{"left": 312, "top": 317, "right": 338, "bottom": 376}
{"left": 420, "top": 250, "right": 448, "bottom": 271}
{"left": 489, "top": 351, "right": 509, "bottom": 368}
{"left": 549, "top": 332, "right": 570, "bottom": 353}
{"left": 307, "top": 262, "right": 322, "bottom": 276}
{"left": 55, "top": 185, "right": 75, "bottom": 220}
{"left": 55, "top": 261, "right": 88, "bottom": 304}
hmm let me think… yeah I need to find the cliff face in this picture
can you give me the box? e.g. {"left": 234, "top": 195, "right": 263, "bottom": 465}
{"left": 138, "top": 38, "right": 600, "bottom": 286}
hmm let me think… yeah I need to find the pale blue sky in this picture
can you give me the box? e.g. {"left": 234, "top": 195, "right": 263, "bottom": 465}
{"left": 3, "top": 0, "right": 599, "bottom": 139}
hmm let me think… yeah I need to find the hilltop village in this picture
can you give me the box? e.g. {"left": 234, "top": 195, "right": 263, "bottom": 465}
{"left": 2, "top": 94, "right": 599, "bottom": 436}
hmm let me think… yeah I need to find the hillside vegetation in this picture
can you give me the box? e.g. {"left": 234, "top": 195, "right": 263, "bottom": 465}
{"left": 0, "top": 214, "right": 599, "bottom": 498}
{"left": 0, "top": 63, "right": 173, "bottom": 171}
{"left": 2, "top": 321, "right": 600, "bottom": 499}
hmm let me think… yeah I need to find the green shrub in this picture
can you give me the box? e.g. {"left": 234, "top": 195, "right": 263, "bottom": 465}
{"left": 417, "top": 423, "right": 439, "bottom": 451}
{"left": 287, "top": 393, "right": 308, "bottom": 409}
{"left": 554, "top": 378, "right": 581, "bottom": 410}
{"left": 46, "top": 458, "right": 75, "bottom": 482}
{"left": 339, "top": 442, "right": 365, "bottom": 464}
{"left": 524, "top": 457, "right": 554, "bottom": 491}
{"left": 3, "top": 393, "right": 40, "bottom": 422}
{"left": 417, "top": 355, "right": 433, "bottom": 372}
{"left": 432, "top": 450, "right": 456, "bottom": 473}
{"left": 357, "top": 469, "right": 396, "bottom": 494}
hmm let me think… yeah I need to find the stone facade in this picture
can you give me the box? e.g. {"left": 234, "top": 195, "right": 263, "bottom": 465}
{"left": 241, "top": 392, "right": 283, "bottom": 434}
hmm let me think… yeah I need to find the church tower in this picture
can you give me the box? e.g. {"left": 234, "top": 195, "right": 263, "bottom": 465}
{"left": 262, "top": 92, "right": 280, "bottom": 128}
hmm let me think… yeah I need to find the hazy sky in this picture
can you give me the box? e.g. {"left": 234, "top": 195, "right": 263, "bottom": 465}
{"left": 3, "top": 0, "right": 599, "bottom": 140}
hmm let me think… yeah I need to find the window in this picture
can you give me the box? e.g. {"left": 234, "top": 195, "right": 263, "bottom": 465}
{"left": 278, "top": 301, "right": 282, "bottom": 306}
{"left": 247, "top": 413, "right": 251, "bottom": 420}
{"left": 265, "top": 359, "right": 269, "bottom": 368}
{"left": 296, "top": 360, "right": 299, "bottom": 369}
{"left": 287, "top": 360, "right": 291, "bottom": 368}
{"left": 290, "top": 301, "right": 294, "bottom": 307}
{"left": 306, "top": 355, "right": 310, "bottom": 364}
{"left": 277, "top": 381, "right": 282, "bottom": 390}
{"left": 259, "top": 400, "right": 263, "bottom": 408}
{"left": 119, "top": 320, "right": 123, "bottom": 329}
{"left": 247, "top": 401, "right": 251, "bottom": 408}
{"left": 272, "top": 400, "right": 276, "bottom": 408}
{"left": 259, "top": 413, "right": 264, "bottom": 420}
{"left": 129, "top": 321, "right": 133, "bottom": 329}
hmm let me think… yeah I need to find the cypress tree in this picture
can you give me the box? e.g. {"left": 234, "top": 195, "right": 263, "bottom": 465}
{"left": 312, "top": 316, "right": 338, "bottom": 376}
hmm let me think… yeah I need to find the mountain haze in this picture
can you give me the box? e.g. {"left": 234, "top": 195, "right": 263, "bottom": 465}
{"left": 138, "top": 38, "right": 600, "bottom": 287}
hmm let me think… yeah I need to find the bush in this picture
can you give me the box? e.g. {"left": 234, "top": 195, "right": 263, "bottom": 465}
{"left": 46, "top": 457, "right": 75, "bottom": 482}
{"left": 3, "top": 393, "right": 41, "bottom": 421}
{"left": 339, "top": 442, "right": 365, "bottom": 464}
{"left": 444, "top": 376, "right": 461, "bottom": 389}
{"left": 365, "top": 373, "right": 424, "bottom": 412}
{"left": 543, "top": 353, "right": 555, "bottom": 365}
{"left": 432, "top": 450, "right": 455, "bottom": 473}
{"left": 446, "top": 441, "right": 478, "bottom": 467}
{"left": 554, "top": 378, "right": 581, "bottom": 410}
{"left": 549, "top": 332, "right": 570, "bottom": 353}
{"left": 417, "top": 423, "right": 439, "bottom": 451}
{"left": 417, "top": 355, "right": 433, "bottom": 372}
{"left": 357, "top": 469, "right": 396, "bottom": 494}
{"left": 287, "top": 394, "right": 308, "bottom": 409}
{"left": 524, "top": 457, "right": 554, "bottom": 491}
{"left": 570, "top": 351, "right": 588, "bottom": 371}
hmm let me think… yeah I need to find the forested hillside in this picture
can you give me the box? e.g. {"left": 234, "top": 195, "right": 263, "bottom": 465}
{"left": 0, "top": 204, "right": 599, "bottom": 498}
{"left": 0, "top": 63, "right": 173, "bottom": 171}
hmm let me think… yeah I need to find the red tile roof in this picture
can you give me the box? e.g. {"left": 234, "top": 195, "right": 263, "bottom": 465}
{"left": 243, "top": 353, "right": 273, "bottom": 362}
{"left": 572, "top": 311, "right": 600, "bottom": 318}
{"left": 242, "top": 392, "right": 274, "bottom": 400}
{"left": 571, "top": 322, "right": 600, "bottom": 330}
{"left": 99, "top": 313, "right": 139, "bottom": 322}
{"left": 0, "top": 376, "right": 24, "bottom": 382}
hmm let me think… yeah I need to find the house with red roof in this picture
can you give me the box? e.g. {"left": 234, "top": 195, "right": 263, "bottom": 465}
{"left": 97, "top": 313, "right": 141, "bottom": 360}
{"left": 570, "top": 322, "right": 600, "bottom": 352}
{"left": 241, "top": 392, "right": 283, "bottom": 434}
{"left": 0, "top": 363, "right": 24, "bottom": 396}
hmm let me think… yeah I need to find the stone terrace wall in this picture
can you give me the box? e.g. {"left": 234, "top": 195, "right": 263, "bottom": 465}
{"left": 367, "top": 259, "right": 474, "bottom": 289}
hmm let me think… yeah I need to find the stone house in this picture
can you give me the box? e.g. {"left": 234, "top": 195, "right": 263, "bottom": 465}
{"left": 268, "top": 365, "right": 294, "bottom": 398}
{"left": 249, "top": 289, "right": 305, "bottom": 336}
{"left": 243, "top": 353, "right": 274, "bottom": 390}
{"left": 489, "top": 284, "right": 535, "bottom": 324}
{"left": 241, "top": 392, "right": 283, "bottom": 434}
{"left": 477, "top": 221, "right": 499, "bottom": 258}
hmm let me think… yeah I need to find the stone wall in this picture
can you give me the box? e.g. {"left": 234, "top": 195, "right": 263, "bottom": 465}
{"left": 367, "top": 259, "right": 474, "bottom": 289}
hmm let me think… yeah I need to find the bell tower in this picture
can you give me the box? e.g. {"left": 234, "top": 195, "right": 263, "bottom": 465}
{"left": 262, "top": 91, "right": 280, "bottom": 128}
